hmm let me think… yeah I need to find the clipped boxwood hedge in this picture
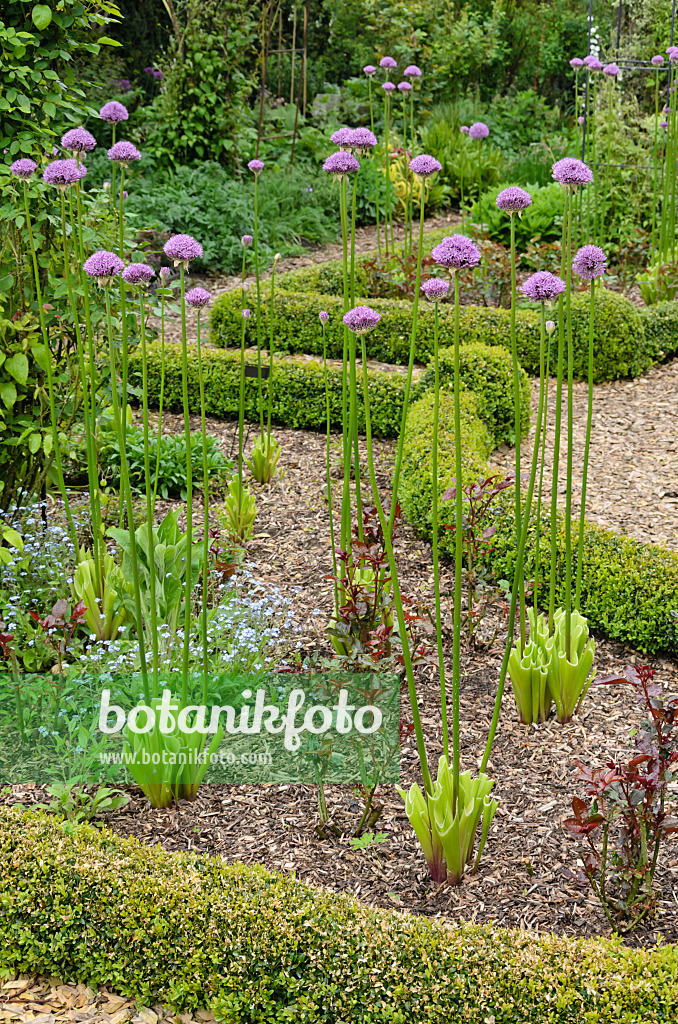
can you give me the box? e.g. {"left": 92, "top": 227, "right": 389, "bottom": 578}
{"left": 400, "top": 387, "right": 678, "bottom": 656}
{"left": 211, "top": 284, "right": 652, "bottom": 382}
{"left": 639, "top": 300, "right": 678, "bottom": 362}
{"left": 2, "top": 808, "right": 678, "bottom": 1023}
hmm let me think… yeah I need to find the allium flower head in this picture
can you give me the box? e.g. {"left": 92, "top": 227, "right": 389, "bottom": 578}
{"left": 122, "top": 263, "right": 154, "bottom": 286}
{"left": 496, "top": 186, "right": 532, "bottom": 214}
{"left": 319, "top": 311, "right": 329, "bottom": 323}
{"left": 664, "top": 105, "right": 671, "bottom": 114}
{"left": 380, "top": 56, "right": 397, "bottom": 69}
{"left": 164, "top": 234, "right": 203, "bottom": 267}
{"left": 248, "top": 159, "right": 264, "bottom": 175}
{"left": 363, "top": 65, "right": 376, "bottom": 76}
{"left": 242, "top": 234, "right": 253, "bottom": 247}
{"left": 99, "top": 101, "right": 129, "bottom": 124}
{"left": 572, "top": 244, "right": 607, "bottom": 279}
{"left": 153, "top": 70, "right": 163, "bottom": 80}
{"left": 420, "top": 278, "right": 449, "bottom": 301}
{"left": 185, "top": 287, "right": 211, "bottom": 308}
{"left": 61, "top": 127, "right": 96, "bottom": 152}
{"left": 432, "top": 234, "right": 482, "bottom": 270}
{"left": 603, "top": 63, "right": 620, "bottom": 77}
{"left": 382, "top": 81, "right": 396, "bottom": 92}
{"left": 652, "top": 55, "right": 665, "bottom": 66}
{"left": 460, "top": 125, "right": 469, "bottom": 134}
{"left": 588, "top": 58, "right": 603, "bottom": 71}
{"left": 43, "top": 158, "right": 87, "bottom": 189}
{"left": 144, "top": 67, "right": 154, "bottom": 74}
{"left": 323, "top": 150, "right": 360, "bottom": 179}
{"left": 83, "top": 250, "right": 124, "bottom": 286}
{"left": 330, "top": 127, "right": 353, "bottom": 150}
{"left": 668, "top": 46, "right": 678, "bottom": 61}
{"left": 398, "top": 81, "right": 412, "bottom": 92}
{"left": 582, "top": 55, "right": 597, "bottom": 67}
{"left": 578, "top": 116, "right": 585, "bottom": 125}
{"left": 404, "top": 65, "right": 422, "bottom": 77}
{"left": 409, "top": 154, "right": 442, "bottom": 177}
{"left": 242, "top": 309, "right": 251, "bottom": 320}
{"left": 570, "top": 58, "right": 584, "bottom": 68}
{"left": 343, "top": 305, "right": 381, "bottom": 335}
{"left": 108, "top": 141, "right": 141, "bottom": 165}
{"left": 521, "top": 271, "right": 565, "bottom": 302}
{"left": 661, "top": 120, "right": 669, "bottom": 129}
{"left": 545, "top": 320, "right": 556, "bottom": 335}
{"left": 159, "top": 267, "right": 172, "bottom": 280}
{"left": 10, "top": 158, "right": 36, "bottom": 179}
{"left": 348, "top": 127, "right": 378, "bottom": 154}
{"left": 552, "top": 156, "right": 593, "bottom": 188}
{"left": 468, "top": 122, "right": 489, "bottom": 140}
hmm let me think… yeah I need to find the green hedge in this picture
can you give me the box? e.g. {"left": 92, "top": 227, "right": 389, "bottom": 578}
{"left": 638, "top": 300, "right": 678, "bottom": 362}
{"left": 2, "top": 808, "right": 678, "bottom": 1023}
{"left": 211, "top": 284, "right": 651, "bottom": 382}
{"left": 400, "top": 395, "right": 678, "bottom": 656}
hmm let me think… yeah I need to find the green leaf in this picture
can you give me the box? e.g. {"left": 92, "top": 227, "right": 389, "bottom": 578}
{"left": 42, "top": 101, "right": 56, "bottom": 118}
{"left": 4, "top": 353, "right": 29, "bottom": 386}
{"left": 28, "top": 433, "right": 41, "bottom": 454}
{"left": 0, "top": 383, "right": 17, "bottom": 409}
{"left": 31, "top": 5, "right": 53, "bottom": 31}
{"left": 43, "top": 431, "right": 53, "bottom": 457}
{"left": 2, "top": 528, "right": 23, "bottom": 552}
{"left": 98, "top": 37, "right": 122, "bottom": 47}
{"left": 30, "top": 344, "right": 50, "bottom": 374}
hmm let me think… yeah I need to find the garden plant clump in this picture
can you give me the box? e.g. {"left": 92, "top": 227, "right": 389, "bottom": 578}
{"left": 1, "top": 0, "right": 678, "bottom": 1017}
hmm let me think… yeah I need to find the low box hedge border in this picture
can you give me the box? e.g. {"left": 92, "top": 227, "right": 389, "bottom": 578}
{"left": 400, "top": 392, "right": 678, "bottom": 656}
{"left": 2, "top": 808, "right": 678, "bottom": 1023}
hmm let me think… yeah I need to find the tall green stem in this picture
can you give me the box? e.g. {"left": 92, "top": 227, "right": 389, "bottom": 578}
{"left": 253, "top": 174, "right": 264, "bottom": 435}
{"left": 367, "top": 77, "right": 382, "bottom": 257}
{"left": 138, "top": 287, "right": 158, "bottom": 688}
{"left": 509, "top": 212, "right": 525, "bottom": 652}
{"left": 339, "top": 177, "right": 351, "bottom": 556}
{"left": 534, "top": 310, "right": 550, "bottom": 614}
{"left": 431, "top": 300, "right": 448, "bottom": 765}
{"left": 349, "top": 171, "right": 363, "bottom": 541}
{"left": 152, "top": 285, "right": 167, "bottom": 516}
{"left": 383, "top": 90, "right": 394, "bottom": 252}
{"left": 322, "top": 321, "right": 338, "bottom": 612}
{"left": 652, "top": 71, "right": 660, "bottom": 259}
{"left": 179, "top": 264, "right": 193, "bottom": 707}
{"left": 548, "top": 192, "right": 570, "bottom": 630}
{"left": 451, "top": 272, "right": 463, "bottom": 810}
{"left": 564, "top": 188, "right": 575, "bottom": 650}
{"left": 266, "top": 259, "right": 277, "bottom": 441}
{"left": 195, "top": 310, "right": 210, "bottom": 705}
{"left": 575, "top": 278, "right": 595, "bottom": 611}
{"left": 237, "top": 313, "right": 247, "bottom": 489}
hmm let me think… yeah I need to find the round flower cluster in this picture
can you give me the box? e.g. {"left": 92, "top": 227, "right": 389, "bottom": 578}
{"left": 521, "top": 271, "right": 565, "bottom": 302}
{"left": 431, "top": 234, "right": 481, "bottom": 270}
{"left": 242, "top": 234, "right": 253, "bottom": 247}
{"left": 99, "top": 101, "right": 129, "bottom": 123}
{"left": 551, "top": 156, "right": 593, "bottom": 188}
{"left": 572, "top": 245, "right": 607, "bottom": 280}
{"left": 379, "top": 56, "right": 397, "bottom": 69}
{"left": 164, "top": 233, "right": 203, "bottom": 266}
{"left": 404, "top": 65, "right": 421, "bottom": 77}
{"left": 323, "top": 150, "right": 360, "bottom": 178}
{"left": 363, "top": 65, "right": 376, "bottom": 76}
{"left": 348, "top": 127, "right": 378, "bottom": 154}
{"left": 248, "top": 159, "right": 264, "bottom": 175}
{"left": 185, "top": 287, "right": 212, "bottom": 308}
{"left": 319, "top": 310, "right": 329, "bottom": 323}
{"left": 108, "top": 141, "right": 141, "bottom": 165}
{"left": 43, "top": 158, "right": 87, "bottom": 189}
{"left": 242, "top": 309, "right": 252, "bottom": 320}
{"left": 343, "top": 305, "right": 381, "bottom": 334}
{"left": 159, "top": 266, "right": 172, "bottom": 280}
{"left": 460, "top": 125, "right": 469, "bottom": 134}
{"left": 468, "top": 122, "right": 489, "bottom": 140}
{"left": 570, "top": 58, "right": 583, "bottom": 68}
{"left": 603, "top": 63, "right": 620, "bottom": 77}
{"left": 652, "top": 55, "right": 665, "bottom": 66}
{"left": 10, "top": 158, "right": 37, "bottom": 179}
{"left": 409, "top": 154, "right": 442, "bottom": 177}
{"left": 330, "top": 127, "right": 352, "bottom": 149}
{"left": 398, "top": 82, "right": 412, "bottom": 92}
{"left": 83, "top": 250, "right": 125, "bottom": 286}
{"left": 61, "top": 127, "right": 96, "bottom": 152}
{"left": 588, "top": 58, "right": 603, "bottom": 71}
{"left": 420, "top": 278, "right": 450, "bottom": 301}
{"left": 545, "top": 320, "right": 556, "bottom": 335}
{"left": 382, "top": 81, "right": 396, "bottom": 92}
{"left": 495, "top": 186, "right": 532, "bottom": 213}
{"left": 122, "top": 263, "right": 154, "bottom": 286}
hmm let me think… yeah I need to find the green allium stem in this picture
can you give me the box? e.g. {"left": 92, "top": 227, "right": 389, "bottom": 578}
{"left": 152, "top": 287, "right": 167, "bottom": 516}
{"left": 322, "top": 322, "right": 339, "bottom": 613}
{"left": 431, "top": 300, "right": 449, "bottom": 765}
{"left": 651, "top": 70, "right": 660, "bottom": 260}
{"left": 339, "top": 177, "right": 351, "bottom": 556}
{"left": 509, "top": 212, "right": 525, "bottom": 652}
{"left": 138, "top": 286, "right": 159, "bottom": 688}
{"left": 451, "top": 271, "right": 464, "bottom": 810}
{"left": 195, "top": 310, "right": 210, "bottom": 705}
{"left": 533, "top": 309, "right": 550, "bottom": 614}
{"left": 575, "top": 277, "right": 595, "bottom": 610}
{"left": 367, "top": 77, "right": 382, "bottom": 257}
{"left": 253, "top": 175, "right": 264, "bottom": 435}
{"left": 563, "top": 188, "right": 575, "bottom": 649}
{"left": 548, "top": 191, "right": 569, "bottom": 630}
{"left": 267, "top": 259, "right": 277, "bottom": 442}
{"left": 237, "top": 314, "right": 246, "bottom": 490}
{"left": 179, "top": 263, "right": 193, "bottom": 708}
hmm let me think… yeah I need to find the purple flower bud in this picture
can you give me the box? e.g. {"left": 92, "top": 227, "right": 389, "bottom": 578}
{"left": 319, "top": 310, "right": 329, "bottom": 323}
{"left": 496, "top": 186, "right": 532, "bottom": 213}
{"left": 108, "top": 141, "right": 141, "bottom": 165}
{"left": 323, "top": 150, "right": 360, "bottom": 179}
{"left": 572, "top": 244, "right": 607, "bottom": 280}
{"left": 330, "top": 127, "right": 353, "bottom": 150}
{"left": 144, "top": 67, "right": 154, "bottom": 74}
{"left": 159, "top": 267, "right": 172, "bottom": 279}
{"left": 521, "top": 271, "right": 565, "bottom": 302}
{"left": 379, "top": 57, "right": 397, "bottom": 69}
{"left": 83, "top": 250, "right": 125, "bottom": 286}
{"left": 363, "top": 65, "right": 376, "bottom": 76}
{"left": 343, "top": 305, "right": 381, "bottom": 334}
{"left": 545, "top": 320, "right": 556, "bottom": 335}
{"left": 248, "top": 159, "right": 264, "bottom": 175}
{"left": 382, "top": 81, "right": 396, "bottom": 92}
{"left": 185, "top": 287, "right": 211, "bottom": 308}
{"left": 347, "top": 127, "right": 378, "bottom": 154}
{"left": 118, "top": 190, "right": 128, "bottom": 200}
{"left": 100, "top": 101, "right": 129, "bottom": 124}
{"left": 122, "top": 263, "right": 155, "bottom": 286}
{"left": 603, "top": 63, "right": 620, "bottom": 77}
{"left": 164, "top": 233, "right": 203, "bottom": 267}
{"left": 61, "top": 127, "right": 96, "bottom": 153}
{"left": 242, "top": 234, "right": 253, "bottom": 247}
{"left": 588, "top": 58, "right": 603, "bottom": 72}
{"left": 404, "top": 65, "right": 422, "bottom": 78}
{"left": 570, "top": 58, "right": 584, "bottom": 68}
{"left": 43, "top": 158, "right": 87, "bottom": 189}
{"left": 432, "top": 234, "right": 481, "bottom": 270}
{"left": 552, "top": 157, "right": 593, "bottom": 188}
{"left": 661, "top": 120, "right": 669, "bottom": 129}
{"left": 398, "top": 81, "right": 412, "bottom": 92}
{"left": 242, "top": 309, "right": 251, "bottom": 319}
{"left": 409, "top": 154, "right": 442, "bottom": 177}
{"left": 468, "top": 122, "right": 489, "bottom": 140}
{"left": 652, "top": 55, "right": 665, "bottom": 66}
{"left": 420, "top": 278, "right": 449, "bottom": 301}
{"left": 582, "top": 55, "right": 597, "bottom": 67}
{"left": 153, "top": 70, "right": 163, "bottom": 80}
{"left": 10, "top": 158, "right": 37, "bottom": 180}
{"left": 664, "top": 105, "right": 671, "bottom": 114}
{"left": 577, "top": 116, "right": 585, "bottom": 125}
{"left": 460, "top": 125, "right": 469, "bottom": 134}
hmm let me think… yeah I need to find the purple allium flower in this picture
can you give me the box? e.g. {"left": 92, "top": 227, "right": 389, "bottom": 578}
{"left": 409, "top": 154, "right": 442, "bottom": 177}
{"left": 330, "top": 127, "right": 353, "bottom": 150}
{"left": 588, "top": 58, "right": 603, "bottom": 71}
{"left": 652, "top": 55, "right": 665, "bottom": 66}
{"left": 432, "top": 234, "right": 482, "bottom": 270}
{"left": 10, "top": 158, "right": 37, "bottom": 179}
{"left": 242, "top": 309, "right": 251, "bottom": 320}
{"left": 164, "top": 233, "right": 203, "bottom": 267}
{"left": 43, "top": 158, "right": 87, "bottom": 189}
{"left": 468, "top": 122, "right": 489, "bottom": 140}
{"left": 115, "top": 79, "right": 132, "bottom": 92}
{"left": 420, "top": 278, "right": 449, "bottom": 301}
{"left": 323, "top": 150, "right": 360, "bottom": 179}
{"left": 144, "top": 67, "right": 154, "bottom": 74}
{"left": 185, "top": 286, "right": 211, "bottom": 308}
{"left": 398, "top": 81, "right": 412, "bottom": 92}
{"left": 661, "top": 120, "right": 669, "bottom": 129}
{"left": 61, "top": 127, "right": 96, "bottom": 152}
{"left": 668, "top": 47, "right": 678, "bottom": 62}
{"left": 404, "top": 65, "right": 422, "bottom": 77}
{"left": 248, "top": 159, "right": 264, "bottom": 175}
{"left": 572, "top": 244, "right": 607, "bottom": 280}
{"left": 380, "top": 56, "right": 397, "bottom": 69}
{"left": 496, "top": 186, "right": 532, "bottom": 213}
{"left": 242, "top": 234, "right": 253, "bottom": 247}
{"left": 603, "top": 63, "right": 620, "bottom": 77}
{"left": 99, "top": 101, "right": 129, "bottom": 124}
{"left": 153, "top": 70, "right": 163, "bottom": 80}
{"left": 122, "top": 262, "right": 154, "bottom": 286}
{"left": 545, "top": 320, "right": 556, "bottom": 334}
{"left": 343, "top": 305, "right": 381, "bottom": 335}
{"left": 118, "top": 190, "right": 128, "bottom": 200}
{"left": 83, "top": 250, "right": 125, "bottom": 286}
{"left": 363, "top": 65, "right": 376, "bottom": 76}
{"left": 582, "top": 55, "right": 597, "bottom": 67}
{"left": 319, "top": 310, "right": 329, "bottom": 323}
{"left": 577, "top": 116, "right": 585, "bottom": 125}
{"left": 108, "top": 141, "right": 141, "bottom": 165}
{"left": 570, "top": 58, "right": 584, "bottom": 68}
{"left": 159, "top": 266, "right": 172, "bottom": 280}
{"left": 460, "top": 125, "right": 469, "bottom": 134}
{"left": 347, "top": 127, "right": 378, "bottom": 154}
{"left": 552, "top": 156, "right": 593, "bottom": 188}
{"left": 521, "top": 271, "right": 565, "bottom": 302}
{"left": 382, "top": 81, "right": 396, "bottom": 92}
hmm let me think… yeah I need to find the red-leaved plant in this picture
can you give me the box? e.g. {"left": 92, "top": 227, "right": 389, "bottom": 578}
{"left": 563, "top": 664, "right": 678, "bottom": 933}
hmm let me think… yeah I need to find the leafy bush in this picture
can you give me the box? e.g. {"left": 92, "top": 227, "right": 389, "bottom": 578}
{"left": 637, "top": 300, "right": 678, "bottom": 361}
{"left": 4, "top": 808, "right": 677, "bottom": 1023}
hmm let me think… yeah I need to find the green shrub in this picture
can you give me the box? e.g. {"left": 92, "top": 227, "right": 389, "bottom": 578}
{"left": 411, "top": 341, "right": 531, "bottom": 446}
{"left": 3, "top": 809, "right": 678, "bottom": 1023}
{"left": 638, "top": 300, "right": 678, "bottom": 362}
